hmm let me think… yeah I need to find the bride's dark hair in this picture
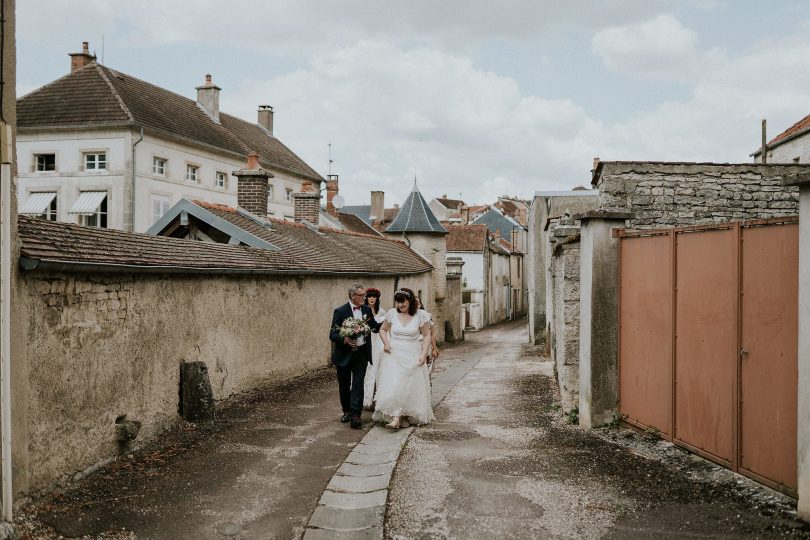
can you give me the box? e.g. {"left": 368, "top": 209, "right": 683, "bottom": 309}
{"left": 393, "top": 288, "right": 417, "bottom": 316}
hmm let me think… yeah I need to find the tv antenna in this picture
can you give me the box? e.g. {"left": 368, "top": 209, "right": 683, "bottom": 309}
{"left": 328, "top": 143, "right": 334, "bottom": 175}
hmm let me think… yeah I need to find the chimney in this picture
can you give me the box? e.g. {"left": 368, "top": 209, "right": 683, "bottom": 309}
{"left": 460, "top": 205, "right": 469, "bottom": 225}
{"left": 511, "top": 228, "right": 519, "bottom": 252}
{"left": 592, "top": 156, "right": 600, "bottom": 171}
{"left": 69, "top": 41, "right": 96, "bottom": 73}
{"left": 370, "top": 191, "right": 384, "bottom": 222}
{"left": 196, "top": 74, "right": 221, "bottom": 123}
{"left": 292, "top": 182, "right": 320, "bottom": 225}
{"left": 326, "top": 175, "right": 339, "bottom": 216}
{"left": 258, "top": 105, "right": 274, "bottom": 135}
{"left": 233, "top": 152, "right": 273, "bottom": 216}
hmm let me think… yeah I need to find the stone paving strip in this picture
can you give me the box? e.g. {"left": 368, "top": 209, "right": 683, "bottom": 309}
{"left": 303, "top": 427, "right": 412, "bottom": 539}
{"left": 303, "top": 333, "right": 498, "bottom": 539}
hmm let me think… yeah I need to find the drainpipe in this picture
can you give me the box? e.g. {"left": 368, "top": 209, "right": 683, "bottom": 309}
{"left": 0, "top": 159, "right": 10, "bottom": 522}
{"left": 130, "top": 127, "right": 143, "bottom": 232}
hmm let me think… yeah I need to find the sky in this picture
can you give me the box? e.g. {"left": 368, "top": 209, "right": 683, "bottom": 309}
{"left": 15, "top": 1, "right": 810, "bottom": 207}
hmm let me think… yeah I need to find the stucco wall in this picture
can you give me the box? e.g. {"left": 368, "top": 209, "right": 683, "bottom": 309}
{"left": 595, "top": 162, "right": 808, "bottom": 228}
{"left": 527, "top": 191, "right": 598, "bottom": 345}
{"left": 15, "top": 270, "right": 430, "bottom": 496}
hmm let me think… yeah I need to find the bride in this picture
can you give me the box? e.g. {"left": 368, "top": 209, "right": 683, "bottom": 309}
{"left": 372, "top": 287, "right": 435, "bottom": 428}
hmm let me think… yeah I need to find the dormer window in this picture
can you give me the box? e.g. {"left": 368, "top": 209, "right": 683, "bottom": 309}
{"left": 84, "top": 152, "right": 106, "bottom": 170}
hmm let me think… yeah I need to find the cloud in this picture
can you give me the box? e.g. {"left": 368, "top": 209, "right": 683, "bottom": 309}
{"left": 225, "top": 41, "right": 599, "bottom": 204}
{"left": 591, "top": 14, "right": 722, "bottom": 81}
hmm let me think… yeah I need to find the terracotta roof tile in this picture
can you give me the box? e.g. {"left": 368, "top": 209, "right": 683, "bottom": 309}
{"left": 446, "top": 224, "right": 488, "bottom": 252}
{"left": 768, "top": 113, "right": 810, "bottom": 148}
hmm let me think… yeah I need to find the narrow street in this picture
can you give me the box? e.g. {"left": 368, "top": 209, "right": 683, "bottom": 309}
{"left": 17, "top": 319, "right": 810, "bottom": 539}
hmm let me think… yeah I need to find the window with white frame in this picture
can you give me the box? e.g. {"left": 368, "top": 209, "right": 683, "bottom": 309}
{"left": 215, "top": 171, "right": 227, "bottom": 188}
{"left": 153, "top": 157, "right": 167, "bottom": 175}
{"left": 268, "top": 183, "right": 275, "bottom": 201}
{"left": 285, "top": 188, "right": 292, "bottom": 202}
{"left": 84, "top": 152, "right": 107, "bottom": 170}
{"left": 150, "top": 194, "right": 172, "bottom": 224}
{"left": 185, "top": 164, "right": 199, "bottom": 182}
{"left": 35, "top": 154, "right": 56, "bottom": 172}
{"left": 80, "top": 195, "right": 108, "bottom": 228}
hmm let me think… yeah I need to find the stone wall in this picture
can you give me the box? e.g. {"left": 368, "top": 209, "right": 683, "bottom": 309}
{"left": 549, "top": 224, "right": 581, "bottom": 414}
{"left": 15, "top": 270, "right": 431, "bottom": 497}
{"left": 594, "top": 162, "right": 809, "bottom": 228}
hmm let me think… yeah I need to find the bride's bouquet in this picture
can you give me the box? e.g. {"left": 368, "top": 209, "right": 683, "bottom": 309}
{"left": 335, "top": 317, "right": 371, "bottom": 350}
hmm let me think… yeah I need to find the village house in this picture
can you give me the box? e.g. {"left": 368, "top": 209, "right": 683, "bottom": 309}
{"left": 16, "top": 42, "right": 323, "bottom": 233}
{"left": 752, "top": 113, "right": 810, "bottom": 164}
{"left": 428, "top": 195, "right": 465, "bottom": 223}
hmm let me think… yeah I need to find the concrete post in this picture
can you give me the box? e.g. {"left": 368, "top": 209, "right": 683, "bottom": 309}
{"left": 785, "top": 174, "right": 810, "bottom": 520}
{"left": 575, "top": 210, "right": 631, "bottom": 429}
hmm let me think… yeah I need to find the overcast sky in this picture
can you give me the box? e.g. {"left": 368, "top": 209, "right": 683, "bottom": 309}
{"left": 16, "top": 1, "right": 810, "bottom": 206}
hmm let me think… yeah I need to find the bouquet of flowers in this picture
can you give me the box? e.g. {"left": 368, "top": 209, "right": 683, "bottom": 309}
{"left": 335, "top": 317, "right": 371, "bottom": 350}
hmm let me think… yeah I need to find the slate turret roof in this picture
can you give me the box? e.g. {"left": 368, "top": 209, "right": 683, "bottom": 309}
{"left": 385, "top": 182, "right": 447, "bottom": 234}
{"left": 17, "top": 63, "right": 324, "bottom": 183}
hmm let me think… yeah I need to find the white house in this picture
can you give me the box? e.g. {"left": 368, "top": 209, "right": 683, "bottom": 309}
{"left": 16, "top": 42, "right": 324, "bottom": 233}
{"left": 752, "top": 113, "right": 810, "bottom": 164}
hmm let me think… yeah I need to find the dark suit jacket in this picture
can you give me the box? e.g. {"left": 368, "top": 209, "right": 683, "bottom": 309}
{"left": 329, "top": 303, "right": 382, "bottom": 368}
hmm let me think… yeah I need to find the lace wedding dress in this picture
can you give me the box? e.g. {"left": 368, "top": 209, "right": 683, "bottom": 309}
{"left": 372, "top": 310, "right": 435, "bottom": 425}
{"left": 363, "top": 308, "right": 387, "bottom": 408}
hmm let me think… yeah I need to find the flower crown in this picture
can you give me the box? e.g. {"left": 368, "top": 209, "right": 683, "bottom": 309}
{"left": 394, "top": 289, "right": 412, "bottom": 298}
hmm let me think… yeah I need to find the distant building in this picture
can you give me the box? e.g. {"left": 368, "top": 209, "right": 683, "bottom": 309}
{"left": 752, "top": 113, "right": 810, "bottom": 163}
{"left": 428, "top": 195, "right": 466, "bottom": 223}
{"left": 17, "top": 42, "right": 323, "bottom": 233}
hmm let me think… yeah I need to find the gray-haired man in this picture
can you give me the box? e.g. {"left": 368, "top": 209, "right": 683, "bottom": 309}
{"left": 329, "top": 283, "right": 381, "bottom": 429}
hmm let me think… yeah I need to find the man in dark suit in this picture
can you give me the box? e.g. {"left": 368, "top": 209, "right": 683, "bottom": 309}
{"left": 329, "top": 283, "right": 382, "bottom": 429}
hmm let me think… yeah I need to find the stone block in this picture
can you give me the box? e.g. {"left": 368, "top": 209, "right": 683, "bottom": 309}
{"left": 308, "top": 505, "right": 385, "bottom": 531}
{"left": 319, "top": 489, "right": 387, "bottom": 510}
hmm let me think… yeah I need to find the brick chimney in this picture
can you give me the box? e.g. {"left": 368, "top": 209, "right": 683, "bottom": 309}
{"left": 370, "top": 191, "right": 384, "bottom": 222}
{"left": 233, "top": 152, "right": 273, "bottom": 216}
{"left": 292, "top": 182, "right": 320, "bottom": 225}
{"left": 326, "top": 175, "right": 339, "bottom": 216}
{"left": 196, "top": 74, "right": 221, "bottom": 123}
{"left": 258, "top": 105, "right": 274, "bottom": 135}
{"left": 69, "top": 41, "right": 96, "bottom": 73}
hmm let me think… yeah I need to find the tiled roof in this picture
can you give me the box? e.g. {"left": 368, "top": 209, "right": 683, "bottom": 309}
{"left": 18, "top": 215, "right": 303, "bottom": 273}
{"left": 17, "top": 64, "right": 323, "bottom": 182}
{"left": 435, "top": 197, "right": 465, "bottom": 210}
{"left": 446, "top": 224, "right": 488, "bottom": 252}
{"left": 337, "top": 213, "right": 382, "bottom": 236}
{"left": 473, "top": 208, "right": 525, "bottom": 236}
{"left": 19, "top": 208, "right": 432, "bottom": 276}
{"left": 189, "top": 202, "right": 432, "bottom": 275}
{"left": 765, "top": 113, "right": 810, "bottom": 151}
{"left": 385, "top": 183, "right": 447, "bottom": 234}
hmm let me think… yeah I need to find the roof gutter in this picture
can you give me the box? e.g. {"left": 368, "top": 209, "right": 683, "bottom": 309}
{"left": 19, "top": 257, "right": 431, "bottom": 277}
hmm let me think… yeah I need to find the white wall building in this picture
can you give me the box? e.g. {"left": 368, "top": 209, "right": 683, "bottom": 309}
{"left": 753, "top": 114, "right": 810, "bottom": 164}
{"left": 17, "top": 43, "right": 323, "bottom": 233}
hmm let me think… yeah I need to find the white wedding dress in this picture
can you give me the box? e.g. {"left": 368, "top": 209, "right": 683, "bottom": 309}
{"left": 363, "top": 308, "right": 387, "bottom": 408}
{"left": 372, "top": 310, "right": 435, "bottom": 425}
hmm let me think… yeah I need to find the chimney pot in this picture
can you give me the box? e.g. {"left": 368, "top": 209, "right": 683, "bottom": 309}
{"left": 196, "top": 74, "right": 222, "bottom": 122}
{"left": 326, "top": 175, "right": 339, "bottom": 216}
{"left": 69, "top": 41, "right": 97, "bottom": 73}
{"left": 247, "top": 152, "right": 259, "bottom": 170}
{"left": 258, "top": 105, "right": 274, "bottom": 135}
{"left": 234, "top": 155, "right": 273, "bottom": 217}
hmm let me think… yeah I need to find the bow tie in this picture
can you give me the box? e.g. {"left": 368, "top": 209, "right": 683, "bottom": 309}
{"left": 352, "top": 306, "right": 362, "bottom": 311}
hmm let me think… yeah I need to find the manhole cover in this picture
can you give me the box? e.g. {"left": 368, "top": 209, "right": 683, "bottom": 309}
{"left": 417, "top": 430, "right": 480, "bottom": 441}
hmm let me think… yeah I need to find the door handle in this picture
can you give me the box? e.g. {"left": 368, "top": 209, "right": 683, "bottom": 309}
{"left": 740, "top": 347, "right": 749, "bottom": 358}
